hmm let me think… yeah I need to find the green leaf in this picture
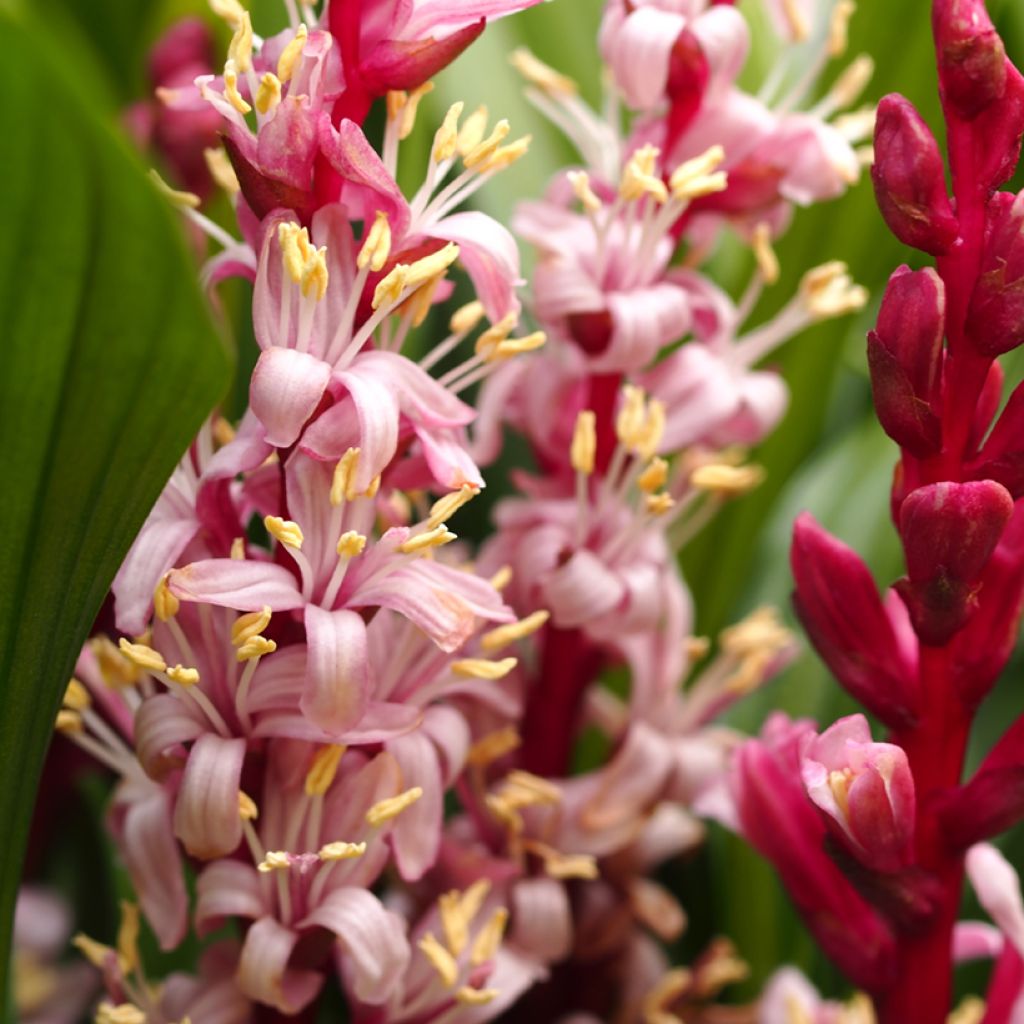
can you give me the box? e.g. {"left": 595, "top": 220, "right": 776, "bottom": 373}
{"left": 0, "top": 8, "right": 230, "bottom": 1009}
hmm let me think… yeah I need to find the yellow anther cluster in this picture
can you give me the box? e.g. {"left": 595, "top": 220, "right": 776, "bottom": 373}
{"left": 488, "top": 331, "right": 546, "bottom": 362}
{"left": 264, "top": 515, "right": 304, "bottom": 548}
{"left": 440, "top": 879, "right": 490, "bottom": 956}
{"left": 947, "top": 997, "right": 985, "bottom": 1024}
{"left": 456, "top": 986, "right": 500, "bottom": 1005}
{"left": 119, "top": 638, "right": 167, "bottom": 674}
{"left": 474, "top": 312, "right": 518, "bottom": 357}
{"left": 669, "top": 145, "right": 727, "bottom": 201}
{"left": 91, "top": 636, "right": 140, "bottom": 687}
{"left": 95, "top": 1003, "right": 147, "bottom": 1024}
{"left": 418, "top": 932, "right": 459, "bottom": 987}
{"left": 148, "top": 169, "right": 200, "bottom": 210}
{"left": 509, "top": 47, "right": 577, "bottom": 96}
{"left": 829, "top": 0, "right": 856, "bottom": 57}
{"left": 451, "top": 657, "right": 518, "bottom": 680}
{"left": 428, "top": 485, "right": 479, "bottom": 529}
{"left": 73, "top": 933, "right": 117, "bottom": 969}
{"left": 55, "top": 709, "right": 83, "bottom": 734}
{"left": 450, "top": 299, "right": 485, "bottom": 334}
{"left": 305, "top": 744, "right": 346, "bottom": 796}
{"left": 255, "top": 72, "right": 282, "bottom": 115}
{"left": 637, "top": 457, "right": 669, "bottom": 494}
{"left": 388, "top": 81, "right": 435, "bottom": 141}
{"left": 645, "top": 492, "right": 675, "bottom": 517}
{"left": 372, "top": 243, "right": 461, "bottom": 310}
{"left": 456, "top": 106, "right": 488, "bottom": 155}
{"left": 718, "top": 607, "right": 794, "bottom": 696}
{"left": 258, "top": 851, "right": 292, "bottom": 873}
{"left": 620, "top": 144, "right": 667, "bottom": 204}
{"left": 487, "top": 771, "right": 561, "bottom": 832}
{"left": 571, "top": 410, "right": 597, "bottom": 475}
{"left": 431, "top": 101, "right": 465, "bottom": 162}
{"left": 318, "top": 841, "right": 367, "bottom": 861}
{"left": 357, "top": 211, "right": 392, "bottom": 272}
{"left": 237, "top": 635, "right": 277, "bottom": 662}
{"left": 63, "top": 678, "right": 91, "bottom": 712}
{"left": 752, "top": 222, "right": 780, "bottom": 285}
{"left": 277, "top": 222, "right": 329, "bottom": 300}
{"left": 238, "top": 791, "right": 259, "bottom": 820}
{"left": 616, "top": 385, "right": 665, "bottom": 459}
{"left": 690, "top": 462, "right": 765, "bottom": 496}
{"left": 232, "top": 606, "right": 272, "bottom": 647}
{"left": 337, "top": 531, "right": 368, "bottom": 559}
{"left": 399, "top": 525, "right": 457, "bottom": 554}
{"left": 687, "top": 938, "right": 749, "bottom": 999}
{"left": 366, "top": 786, "right": 424, "bottom": 826}
{"left": 230, "top": 536, "right": 246, "bottom": 559}
{"left": 800, "top": 261, "right": 868, "bottom": 318}
{"left": 467, "top": 726, "right": 521, "bottom": 766}
{"left": 567, "top": 169, "right": 602, "bottom": 213}
{"left": 227, "top": 10, "right": 253, "bottom": 73}
{"left": 469, "top": 906, "right": 508, "bottom": 966}
{"left": 153, "top": 575, "right": 180, "bottom": 622}
{"left": 277, "top": 24, "right": 308, "bottom": 83}
{"left": 641, "top": 967, "right": 691, "bottom": 1024}
{"left": 167, "top": 665, "right": 200, "bottom": 687}
{"left": 223, "top": 59, "right": 252, "bottom": 115}
{"left": 463, "top": 119, "right": 510, "bottom": 169}
{"left": 480, "top": 609, "right": 549, "bottom": 652}
{"left": 685, "top": 635, "right": 712, "bottom": 661}
{"left": 331, "top": 447, "right": 361, "bottom": 505}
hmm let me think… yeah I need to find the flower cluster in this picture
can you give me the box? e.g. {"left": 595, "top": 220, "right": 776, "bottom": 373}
{"left": 45, "top": 0, "right": 870, "bottom": 1020}
{"left": 717, "top": 1, "right": 1024, "bottom": 1021}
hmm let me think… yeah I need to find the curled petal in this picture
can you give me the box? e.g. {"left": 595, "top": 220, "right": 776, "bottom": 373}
{"left": 511, "top": 877, "right": 573, "bottom": 963}
{"left": 169, "top": 558, "right": 304, "bottom": 611}
{"left": 237, "top": 917, "right": 324, "bottom": 1014}
{"left": 173, "top": 734, "right": 246, "bottom": 859}
{"left": 302, "top": 606, "right": 371, "bottom": 733}
{"left": 196, "top": 861, "right": 266, "bottom": 935}
{"left": 134, "top": 693, "right": 206, "bottom": 780}
{"left": 543, "top": 549, "right": 625, "bottom": 629}
{"left": 387, "top": 730, "right": 442, "bottom": 881}
{"left": 602, "top": 6, "right": 685, "bottom": 109}
{"left": 250, "top": 347, "right": 332, "bottom": 448}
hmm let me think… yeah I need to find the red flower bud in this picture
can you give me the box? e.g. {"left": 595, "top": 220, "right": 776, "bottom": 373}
{"left": 791, "top": 513, "right": 919, "bottom": 725}
{"left": 867, "top": 265, "right": 945, "bottom": 456}
{"left": 896, "top": 480, "right": 1013, "bottom": 645}
{"left": 871, "top": 95, "right": 959, "bottom": 255}
{"left": 970, "top": 377, "right": 1024, "bottom": 496}
{"left": 932, "top": 0, "right": 1007, "bottom": 118}
{"left": 966, "top": 192, "right": 1024, "bottom": 356}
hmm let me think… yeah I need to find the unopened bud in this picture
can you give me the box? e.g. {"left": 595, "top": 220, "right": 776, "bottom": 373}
{"left": 933, "top": 0, "right": 1007, "bottom": 119}
{"left": 966, "top": 192, "right": 1024, "bottom": 356}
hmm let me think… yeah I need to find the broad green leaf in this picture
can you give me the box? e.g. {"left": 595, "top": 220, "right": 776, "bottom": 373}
{"left": 0, "top": 8, "right": 230, "bottom": 1008}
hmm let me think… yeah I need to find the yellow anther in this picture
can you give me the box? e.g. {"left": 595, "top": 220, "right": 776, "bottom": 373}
{"left": 948, "top": 997, "right": 985, "bottom": 1024}
{"left": 95, "top": 1002, "right": 147, "bottom": 1024}
{"left": 238, "top": 791, "right": 259, "bottom": 820}
{"left": 641, "top": 968, "right": 691, "bottom": 1024}
{"left": 451, "top": 657, "right": 518, "bottom": 680}
{"left": 230, "top": 537, "right": 246, "bottom": 560}
{"left": 469, "top": 907, "right": 508, "bottom": 966}
{"left": 456, "top": 987, "right": 500, "bottom": 1006}
{"left": 117, "top": 901, "right": 140, "bottom": 974}
{"left": 669, "top": 144, "right": 727, "bottom": 200}
{"left": 570, "top": 410, "right": 597, "bottom": 475}
{"left": 119, "top": 638, "right": 167, "bottom": 674}
{"left": 509, "top": 47, "right": 577, "bottom": 95}
{"left": 305, "top": 744, "right": 346, "bottom": 796}
{"left": 781, "top": 0, "right": 810, "bottom": 40}
{"left": 456, "top": 105, "right": 489, "bottom": 156}
{"left": 300, "top": 246, "right": 329, "bottom": 300}
{"left": 645, "top": 492, "right": 675, "bottom": 516}
{"left": 331, "top": 448, "right": 361, "bottom": 505}
{"left": 223, "top": 59, "right": 252, "bottom": 115}
{"left": 720, "top": 607, "right": 792, "bottom": 658}
{"left": 278, "top": 221, "right": 310, "bottom": 284}
{"left": 277, "top": 24, "right": 308, "bottom": 83}
{"left": 399, "top": 525, "right": 457, "bottom": 554}
{"left": 228, "top": 10, "right": 253, "bottom": 73}
{"left": 232, "top": 606, "right": 272, "bottom": 647}
{"left": 467, "top": 726, "right": 521, "bottom": 766}
{"left": 501, "top": 770, "right": 562, "bottom": 807}
{"left": 828, "top": 0, "right": 856, "bottom": 57}
{"left": 237, "top": 635, "right": 277, "bottom": 662}
{"left": 489, "top": 331, "right": 547, "bottom": 361}
{"left": 258, "top": 851, "right": 292, "bottom": 873}
{"left": 526, "top": 841, "right": 599, "bottom": 880}
{"left": 834, "top": 107, "right": 876, "bottom": 144}
{"left": 367, "top": 786, "right": 424, "bottom": 826}
{"left": 433, "top": 101, "right": 464, "bottom": 162}
{"left": 616, "top": 384, "right": 647, "bottom": 448}
{"left": 450, "top": 300, "right": 485, "bottom": 334}
{"left": 832, "top": 54, "right": 875, "bottom": 109}
{"left": 148, "top": 169, "right": 200, "bottom": 210}
{"left": 439, "top": 889, "right": 470, "bottom": 956}
{"left": 264, "top": 515, "right": 304, "bottom": 548}
{"left": 690, "top": 463, "right": 765, "bottom": 495}
{"left": 800, "top": 261, "right": 868, "bottom": 318}
{"left": 428, "top": 485, "right": 479, "bottom": 529}
{"left": 463, "top": 119, "right": 511, "bottom": 170}
{"left": 55, "top": 709, "right": 83, "bottom": 733}
{"left": 154, "top": 576, "right": 180, "bottom": 622}
{"left": 399, "top": 81, "right": 435, "bottom": 140}
{"left": 474, "top": 312, "right": 518, "bottom": 356}
{"left": 418, "top": 932, "right": 459, "bottom": 988}
{"left": 630, "top": 877, "right": 687, "bottom": 942}
{"left": 480, "top": 610, "right": 550, "bottom": 652}
{"left": 567, "top": 170, "right": 601, "bottom": 213}
{"left": 337, "top": 531, "right": 367, "bottom": 559}
{"left": 372, "top": 264, "right": 409, "bottom": 309}
{"left": 828, "top": 768, "right": 854, "bottom": 817}
{"left": 638, "top": 457, "right": 669, "bottom": 494}
{"left": 167, "top": 665, "right": 201, "bottom": 687}
{"left": 91, "top": 636, "right": 139, "bottom": 687}
{"left": 479, "top": 135, "right": 532, "bottom": 173}
{"left": 209, "top": 0, "right": 246, "bottom": 30}
{"left": 485, "top": 793, "right": 523, "bottom": 833}
{"left": 64, "top": 678, "right": 91, "bottom": 711}
{"left": 212, "top": 416, "right": 236, "bottom": 447}
{"left": 255, "top": 72, "right": 282, "bottom": 115}
{"left": 318, "top": 840, "right": 367, "bottom": 861}
{"left": 690, "top": 938, "right": 749, "bottom": 998}
{"left": 489, "top": 565, "right": 513, "bottom": 591}
{"left": 386, "top": 89, "right": 407, "bottom": 121}
{"left": 621, "top": 144, "right": 667, "bottom": 204}
{"left": 640, "top": 399, "right": 666, "bottom": 459}
{"left": 357, "top": 211, "right": 392, "bottom": 272}
{"left": 406, "top": 243, "right": 460, "bottom": 291}
{"left": 685, "top": 635, "right": 712, "bottom": 661}
{"left": 73, "top": 933, "right": 116, "bottom": 969}
{"left": 752, "top": 222, "right": 780, "bottom": 285}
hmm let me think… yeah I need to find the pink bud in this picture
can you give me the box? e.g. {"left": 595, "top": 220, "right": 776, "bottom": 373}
{"left": 933, "top": 0, "right": 1007, "bottom": 117}
{"left": 801, "top": 714, "right": 916, "bottom": 873}
{"left": 867, "top": 265, "right": 945, "bottom": 456}
{"left": 871, "top": 95, "right": 959, "bottom": 255}
{"left": 971, "top": 377, "right": 1024, "bottom": 496}
{"left": 147, "top": 17, "right": 216, "bottom": 88}
{"left": 791, "top": 512, "right": 919, "bottom": 725}
{"left": 896, "top": 480, "right": 1014, "bottom": 645}
{"left": 966, "top": 192, "right": 1024, "bottom": 356}
{"left": 937, "top": 762, "right": 1024, "bottom": 850}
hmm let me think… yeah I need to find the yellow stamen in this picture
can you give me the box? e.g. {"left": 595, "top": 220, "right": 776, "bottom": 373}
{"left": 616, "top": 384, "right": 647, "bottom": 449}
{"left": 331, "top": 448, "right": 361, "bottom": 505}
{"left": 223, "top": 59, "right": 252, "bottom": 115}
{"left": 456, "top": 987, "right": 500, "bottom": 1006}
{"left": 167, "top": 665, "right": 200, "bottom": 686}
{"left": 828, "top": 0, "right": 856, "bottom": 57}
{"left": 153, "top": 576, "right": 180, "bottom": 621}
{"left": 227, "top": 10, "right": 253, "bottom": 73}
{"left": 399, "top": 82, "right": 435, "bottom": 140}
{"left": 690, "top": 463, "right": 765, "bottom": 496}
{"left": 255, "top": 72, "right": 282, "bottom": 115}
{"left": 829, "top": 768, "right": 854, "bottom": 817}
{"left": 305, "top": 744, "right": 346, "bottom": 796}
{"left": 489, "top": 565, "right": 513, "bottom": 591}
{"left": 55, "top": 709, "right": 83, "bottom": 733}
{"left": 337, "top": 531, "right": 367, "bottom": 559}
{"left": 301, "top": 246, "right": 329, "bottom": 301}
{"left": 645, "top": 492, "right": 675, "bottom": 516}
{"left": 636, "top": 399, "right": 665, "bottom": 460}
{"left": 451, "top": 657, "right": 518, "bottom": 680}
{"left": 366, "top": 786, "right": 423, "bottom": 825}
{"left": 116, "top": 900, "right": 140, "bottom": 974}
{"left": 213, "top": 416, "right": 236, "bottom": 446}
{"left": 418, "top": 932, "right": 459, "bottom": 988}
{"left": 433, "top": 102, "right": 465, "bottom": 162}
{"left": 119, "top": 638, "right": 166, "bottom": 674}
{"left": 428, "top": 485, "right": 479, "bottom": 529}
{"left": 386, "top": 89, "right": 407, "bottom": 122}
{"left": 501, "top": 770, "right": 562, "bottom": 806}
{"left": 620, "top": 144, "right": 667, "bottom": 204}
{"left": 469, "top": 907, "right": 508, "bottom": 966}
{"left": 63, "top": 678, "right": 91, "bottom": 711}
{"left": 148, "top": 169, "right": 200, "bottom": 210}
{"left": 567, "top": 169, "right": 601, "bottom": 213}
{"left": 686, "top": 635, "right": 712, "bottom": 661}
{"left": 800, "top": 261, "right": 868, "bottom": 317}
{"left": 948, "top": 997, "right": 985, "bottom": 1024}
{"left": 641, "top": 968, "right": 691, "bottom": 1024}
{"left": 456, "top": 105, "right": 489, "bottom": 156}
{"left": 232, "top": 606, "right": 272, "bottom": 647}
{"left": 73, "top": 933, "right": 116, "bottom": 969}
{"left": 95, "top": 1003, "right": 147, "bottom": 1024}
{"left": 467, "top": 726, "right": 521, "bottom": 765}
{"left": 90, "top": 636, "right": 139, "bottom": 687}
{"left": 752, "top": 222, "right": 780, "bottom": 285}
{"left": 570, "top": 410, "right": 596, "bottom": 475}
{"left": 524, "top": 841, "right": 598, "bottom": 879}
{"left": 277, "top": 24, "right": 308, "bottom": 83}
{"left": 489, "top": 331, "right": 547, "bottom": 361}
{"left": 781, "top": 0, "right": 810, "bottom": 40}
{"left": 264, "top": 515, "right": 304, "bottom": 548}
{"left": 372, "top": 264, "right": 409, "bottom": 309}
{"left": 357, "top": 211, "right": 392, "bottom": 272}
{"left": 406, "top": 243, "right": 460, "bottom": 291}
{"left": 231, "top": 536, "right": 246, "bottom": 559}
{"left": 480, "top": 610, "right": 549, "bottom": 652}
{"left": 209, "top": 0, "right": 245, "bottom": 30}
{"left": 463, "top": 119, "right": 511, "bottom": 170}
{"left": 479, "top": 135, "right": 532, "bottom": 173}
{"left": 239, "top": 791, "right": 259, "bottom": 820}
{"left": 450, "top": 299, "right": 485, "bottom": 334}
{"left": 318, "top": 841, "right": 367, "bottom": 861}
{"left": 399, "top": 525, "right": 457, "bottom": 554}
{"left": 832, "top": 54, "right": 874, "bottom": 109}
{"left": 509, "top": 47, "right": 577, "bottom": 95}
{"left": 237, "top": 635, "right": 277, "bottom": 662}
{"left": 475, "top": 312, "right": 518, "bottom": 356}
{"left": 278, "top": 222, "right": 308, "bottom": 283}
{"left": 258, "top": 851, "right": 292, "bottom": 873}
{"left": 637, "top": 457, "right": 669, "bottom": 494}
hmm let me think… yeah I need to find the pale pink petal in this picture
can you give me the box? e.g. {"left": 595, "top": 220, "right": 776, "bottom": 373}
{"left": 511, "top": 877, "right": 572, "bottom": 963}
{"left": 954, "top": 921, "right": 1004, "bottom": 962}
{"left": 416, "top": 425, "right": 485, "bottom": 489}
{"left": 173, "top": 734, "right": 246, "bottom": 859}
{"left": 256, "top": 97, "right": 319, "bottom": 191}
{"left": 966, "top": 843, "right": 1024, "bottom": 957}
{"left": 333, "top": 366, "right": 401, "bottom": 488}
{"left": 169, "top": 559, "right": 304, "bottom": 611}
{"left": 603, "top": 6, "right": 685, "bottom": 109}
{"left": 387, "top": 730, "right": 442, "bottom": 880}
{"left": 252, "top": 210, "right": 297, "bottom": 351}
{"left": 253, "top": 703, "right": 422, "bottom": 743}
{"left": 691, "top": 6, "right": 749, "bottom": 97}
{"left": 300, "top": 888, "right": 409, "bottom": 1005}
{"left": 419, "top": 705, "right": 470, "bottom": 785}
{"left": 597, "top": 283, "right": 692, "bottom": 372}
{"left": 237, "top": 917, "right": 324, "bottom": 1014}
{"left": 759, "top": 967, "right": 824, "bottom": 1024}
{"left": 358, "top": 351, "right": 476, "bottom": 427}
{"left": 196, "top": 861, "right": 266, "bottom": 935}
{"left": 250, "top": 347, "right": 333, "bottom": 448}
{"left": 403, "top": 0, "right": 541, "bottom": 38}
{"left": 543, "top": 549, "right": 625, "bottom": 628}
{"left": 302, "top": 606, "right": 371, "bottom": 733}
{"left": 134, "top": 693, "right": 206, "bottom": 780}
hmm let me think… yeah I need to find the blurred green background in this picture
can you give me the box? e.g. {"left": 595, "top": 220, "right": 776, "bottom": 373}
{"left": 17, "top": 0, "right": 1024, "bottom": 1009}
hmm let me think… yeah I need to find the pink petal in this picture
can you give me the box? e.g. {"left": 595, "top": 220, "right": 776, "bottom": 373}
{"left": 196, "top": 861, "right": 266, "bottom": 935}
{"left": 954, "top": 921, "right": 1004, "bottom": 962}
{"left": 603, "top": 6, "right": 685, "bottom": 109}
{"left": 358, "top": 351, "right": 475, "bottom": 427}
{"left": 173, "top": 734, "right": 246, "bottom": 859}
{"left": 416, "top": 425, "right": 485, "bottom": 489}
{"left": 966, "top": 843, "right": 1024, "bottom": 957}
{"left": 302, "top": 606, "right": 371, "bottom": 733}
{"left": 250, "top": 347, "right": 333, "bottom": 448}
{"left": 237, "top": 917, "right": 324, "bottom": 1014}
{"left": 256, "top": 96, "right": 319, "bottom": 191}
{"left": 333, "top": 366, "right": 401, "bottom": 488}
{"left": 599, "top": 283, "right": 692, "bottom": 372}
{"left": 511, "top": 877, "right": 572, "bottom": 963}
{"left": 387, "top": 730, "right": 442, "bottom": 880}
{"left": 134, "top": 693, "right": 206, "bottom": 780}
{"left": 169, "top": 558, "right": 304, "bottom": 611}
{"left": 543, "top": 549, "right": 625, "bottom": 628}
